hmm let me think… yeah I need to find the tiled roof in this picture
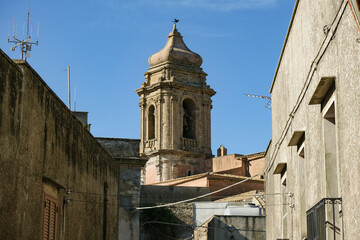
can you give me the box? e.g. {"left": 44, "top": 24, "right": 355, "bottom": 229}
{"left": 239, "top": 151, "right": 265, "bottom": 161}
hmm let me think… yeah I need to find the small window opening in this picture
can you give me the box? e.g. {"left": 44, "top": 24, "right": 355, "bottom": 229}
{"left": 187, "top": 169, "right": 193, "bottom": 176}
{"left": 148, "top": 105, "right": 155, "bottom": 140}
{"left": 183, "top": 99, "right": 196, "bottom": 139}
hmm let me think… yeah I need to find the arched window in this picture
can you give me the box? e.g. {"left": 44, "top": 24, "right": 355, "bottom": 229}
{"left": 148, "top": 105, "right": 155, "bottom": 140}
{"left": 187, "top": 169, "right": 193, "bottom": 176}
{"left": 182, "top": 99, "right": 196, "bottom": 139}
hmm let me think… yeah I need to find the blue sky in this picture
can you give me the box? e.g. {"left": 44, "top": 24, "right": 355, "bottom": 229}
{"left": 0, "top": 0, "right": 295, "bottom": 155}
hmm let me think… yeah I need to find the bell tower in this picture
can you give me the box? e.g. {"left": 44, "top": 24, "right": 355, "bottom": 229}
{"left": 136, "top": 23, "right": 216, "bottom": 184}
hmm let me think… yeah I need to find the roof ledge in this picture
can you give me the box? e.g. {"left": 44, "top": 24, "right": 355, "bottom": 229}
{"left": 273, "top": 162, "right": 287, "bottom": 174}
{"left": 309, "top": 77, "right": 335, "bottom": 105}
{"left": 288, "top": 131, "right": 305, "bottom": 146}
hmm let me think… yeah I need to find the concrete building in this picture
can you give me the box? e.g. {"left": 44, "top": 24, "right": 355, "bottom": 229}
{"left": 265, "top": 0, "right": 360, "bottom": 239}
{"left": 152, "top": 172, "right": 264, "bottom": 201}
{"left": 212, "top": 146, "right": 265, "bottom": 179}
{"left": 136, "top": 23, "right": 215, "bottom": 184}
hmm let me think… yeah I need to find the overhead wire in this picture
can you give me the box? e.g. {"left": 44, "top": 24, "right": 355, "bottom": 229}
{"left": 136, "top": 171, "right": 265, "bottom": 210}
{"left": 143, "top": 221, "right": 266, "bottom": 233}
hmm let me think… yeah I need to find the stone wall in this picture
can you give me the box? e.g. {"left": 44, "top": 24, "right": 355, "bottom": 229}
{"left": 0, "top": 50, "right": 119, "bottom": 240}
{"left": 141, "top": 185, "right": 211, "bottom": 205}
{"left": 96, "top": 137, "right": 146, "bottom": 240}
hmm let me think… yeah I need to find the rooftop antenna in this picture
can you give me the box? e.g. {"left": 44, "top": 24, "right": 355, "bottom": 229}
{"left": 68, "top": 66, "right": 71, "bottom": 110}
{"left": 8, "top": 0, "right": 39, "bottom": 61}
{"left": 74, "top": 85, "right": 77, "bottom": 111}
{"left": 244, "top": 93, "right": 271, "bottom": 109}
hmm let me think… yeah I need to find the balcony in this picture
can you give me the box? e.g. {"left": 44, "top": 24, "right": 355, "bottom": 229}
{"left": 306, "top": 198, "right": 342, "bottom": 240}
{"left": 145, "top": 139, "right": 156, "bottom": 151}
{"left": 182, "top": 138, "right": 197, "bottom": 150}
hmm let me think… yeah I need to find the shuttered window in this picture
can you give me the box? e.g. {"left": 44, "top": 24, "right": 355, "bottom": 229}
{"left": 43, "top": 193, "right": 58, "bottom": 240}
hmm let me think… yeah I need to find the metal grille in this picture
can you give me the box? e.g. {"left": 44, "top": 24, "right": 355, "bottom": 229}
{"left": 306, "top": 198, "right": 342, "bottom": 240}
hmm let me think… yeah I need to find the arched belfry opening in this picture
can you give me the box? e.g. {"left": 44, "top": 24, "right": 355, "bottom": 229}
{"left": 148, "top": 105, "right": 155, "bottom": 140}
{"left": 183, "top": 99, "right": 196, "bottom": 139}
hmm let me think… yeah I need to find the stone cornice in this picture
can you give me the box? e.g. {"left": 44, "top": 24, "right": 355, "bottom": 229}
{"left": 144, "top": 149, "right": 212, "bottom": 158}
{"left": 145, "top": 61, "right": 206, "bottom": 75}
{"left": 136, "top": 81, "right": 216, "bottom": 97}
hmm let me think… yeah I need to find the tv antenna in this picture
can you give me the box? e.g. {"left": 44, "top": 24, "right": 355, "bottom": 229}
{"left": 244, "top": 93, "right": 271, "bottom": 109}
{"left": 8, "top": 0, "right": 39, "bottom": 60}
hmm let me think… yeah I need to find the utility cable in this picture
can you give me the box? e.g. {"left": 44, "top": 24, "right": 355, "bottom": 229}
{"left": 136, "top": 170, "right": 265, "bottom": 210}
{"left": 143, "top": 221, "right": 266, "bottom": 233}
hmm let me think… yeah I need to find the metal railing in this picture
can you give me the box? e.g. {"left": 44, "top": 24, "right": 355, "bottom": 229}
{"left": 306, "top": 198, "right": 342, "bottom": 240}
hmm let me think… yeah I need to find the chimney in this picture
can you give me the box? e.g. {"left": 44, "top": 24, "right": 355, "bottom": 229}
{"left": 217, "top": 145, "right": 227, "bottom": 157}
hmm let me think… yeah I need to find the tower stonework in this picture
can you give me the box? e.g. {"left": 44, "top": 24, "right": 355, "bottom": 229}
{"left": 136, "top": 25, "right": 216, "bottom": 184}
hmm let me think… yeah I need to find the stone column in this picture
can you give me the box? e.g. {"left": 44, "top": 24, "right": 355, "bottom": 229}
{"left": 162, "top": 93, "right": 171, "bottom": 149}
{"left": 139, "top": 98, "right": 146, "bottom": 154}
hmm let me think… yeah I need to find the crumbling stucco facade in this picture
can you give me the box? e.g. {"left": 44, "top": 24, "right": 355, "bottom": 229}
{"left": 265, "top": 0, "right": 360, "bottom": 239}
{"left": 0, "top": 50, "right": 119, "bottom": 240}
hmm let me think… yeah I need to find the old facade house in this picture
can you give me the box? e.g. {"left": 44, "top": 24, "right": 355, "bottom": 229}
{"left": 0, "top": 49, "right": 145, "bottom": 240}
{"left": 265, "top": 0, "right": 360, "bottom": 239}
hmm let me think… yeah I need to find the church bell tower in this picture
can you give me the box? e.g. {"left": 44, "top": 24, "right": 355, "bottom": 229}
{"left": 136, "top": 23, "right": 216, "bottom": 184}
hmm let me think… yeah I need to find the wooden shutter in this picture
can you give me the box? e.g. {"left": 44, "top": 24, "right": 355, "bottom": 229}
{"left": 43, "top": 193, "right": 58, "bottom": 240}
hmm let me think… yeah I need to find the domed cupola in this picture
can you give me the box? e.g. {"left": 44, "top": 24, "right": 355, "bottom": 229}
{"left": 148, "top": 24, "right": 203, "bottom": 67}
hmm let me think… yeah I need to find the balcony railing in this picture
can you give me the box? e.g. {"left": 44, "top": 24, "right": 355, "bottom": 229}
{"left": 182, "top": 138, "right": 197, "bottom": 150}
{"left": 145, "top": 139, "right": 156, "bottom": 150}
{"left": 306, "top": 198, "right": 342, "bottom": 240}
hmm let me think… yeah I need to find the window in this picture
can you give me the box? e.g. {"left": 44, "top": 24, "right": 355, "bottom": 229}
{"left": 322, "top": 92, "right": 339, "bottom": 198}
{"left": 296, "top": 134, "right": 307, "bottom": 238}
{"left": 273, "top": 161, "right": 289, "bottom": 239}
{"left": 148, "top": 105, "right": 155, "bottom": 140}
{"left": 182, "top": 99, "right": 196, "bottom": 139}
{"left": 280, "top": 165, "right": 288, "bottom": 239}
{"left": 43, "top": 193, "right": 58, "bottom": 240}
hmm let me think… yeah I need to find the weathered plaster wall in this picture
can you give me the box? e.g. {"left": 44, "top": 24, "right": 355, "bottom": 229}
{"left": 266, "top": 0, "right": 360, "bottom": 239}
{"left": 248, "top": 158, "right": 265, "bottom": 177}
{"left": 96, "top": 137, "right": 145, "bottom": 240}
{"left": 212, "top": 154, "right": 243, "bottom": 172}
{"left": 0, "top": 50, "right": 119, "bottom": 240}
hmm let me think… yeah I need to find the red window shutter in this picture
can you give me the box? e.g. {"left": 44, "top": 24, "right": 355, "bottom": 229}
{"left": 43, "top": 194, "right": 58, "bottom": 240}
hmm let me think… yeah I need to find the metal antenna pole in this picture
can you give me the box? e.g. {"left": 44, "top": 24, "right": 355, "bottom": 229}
{"left": 74, "top": 86, "right": 77, "bottom": 111}
{"left": 8, "top": 0, "right": 39, "bottom": 61}
{"left": 68, "top": 66, "right": 71, "bottom": 110}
